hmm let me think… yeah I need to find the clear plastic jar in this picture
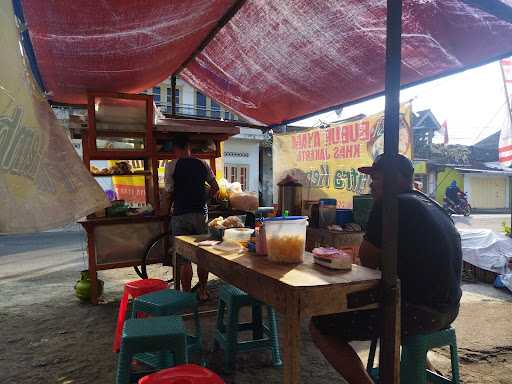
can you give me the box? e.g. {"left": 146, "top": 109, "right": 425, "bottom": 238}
{"left": 264, "top": 217, "right": 308, "bottom": 263}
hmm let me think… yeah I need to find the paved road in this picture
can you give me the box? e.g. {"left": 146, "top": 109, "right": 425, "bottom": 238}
{"left": 453, "top": 213, "right": 510, "bottom": 233}
{"left": 0, "top": 230, "right": 86, "bottom": 278}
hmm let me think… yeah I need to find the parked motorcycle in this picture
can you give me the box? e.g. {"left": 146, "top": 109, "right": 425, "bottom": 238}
{"left": 443, "top": 192, "right": 471, "bottom": 216}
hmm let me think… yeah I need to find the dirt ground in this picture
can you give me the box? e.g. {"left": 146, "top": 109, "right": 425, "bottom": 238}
{"left": 1, "top": 230, "right": 512, "bottom": 383}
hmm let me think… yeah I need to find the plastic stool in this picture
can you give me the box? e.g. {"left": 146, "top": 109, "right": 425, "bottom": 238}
{"left": 214, "top": 284, "right": 282, "bottom": 371}
{"left": 367, "top": 327, "right": 460, "bottom": 384}
{"left": 114, "top": 279, "right": 168, "bottom": 352}
{"left": 138, "top": 364, "right": 225, "bottom": 384}
{"left": 116, "top": 316, "right": 188, "bottom": 384}
{"left": 132, "top": 289, "right": 202, "bottom": 360}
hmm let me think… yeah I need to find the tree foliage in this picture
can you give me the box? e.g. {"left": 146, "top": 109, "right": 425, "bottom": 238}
{"left": 428, "top": 144, "right": 471, "bottom": 165}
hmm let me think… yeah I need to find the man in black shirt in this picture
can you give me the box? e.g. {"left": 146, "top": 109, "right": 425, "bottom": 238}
{"left": 309, "top": 154, "right": 462, "bottom": 384}
{"left": 164, "top": 134, "right": 219, "bottom": 301}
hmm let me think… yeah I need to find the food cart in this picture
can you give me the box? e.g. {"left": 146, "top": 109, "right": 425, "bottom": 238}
{"left": 78, "top": 91, "right": 240, "bottom": 304}
{"left": 9, "top": 1, "right": 512, "bottom": 383}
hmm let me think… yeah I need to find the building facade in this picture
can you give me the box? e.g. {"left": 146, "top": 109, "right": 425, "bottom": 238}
{"left": 145, "top": 77, "right": 261, "bottom": 194}
{"left": 146, "top": 77, "right": 242, "bottom": 121}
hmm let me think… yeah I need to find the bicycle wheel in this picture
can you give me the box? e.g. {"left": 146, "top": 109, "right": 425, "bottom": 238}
{"left": 133, "top": 231, "right": 173, "bottom": 280}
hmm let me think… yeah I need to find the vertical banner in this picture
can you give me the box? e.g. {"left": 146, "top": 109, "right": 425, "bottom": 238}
{"left": 499, "top": 58, "right": 512, "bottom": 167}
{"left": 0, "top": 2, "right": 108, "bottom": 233}
{"left": 273, "top": 104, "right": 412, "bottom": 208}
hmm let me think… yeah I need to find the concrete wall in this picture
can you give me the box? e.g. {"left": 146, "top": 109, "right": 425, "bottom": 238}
{"left": 223, "top": 135, "right": 261, "bottom": 193}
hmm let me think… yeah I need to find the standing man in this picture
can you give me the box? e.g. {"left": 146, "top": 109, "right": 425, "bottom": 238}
{"left": 164, "top": 134, "right": 219, "bottom": 301}
{"left": 309, "top": 154, "right": 462, "bottom": 384}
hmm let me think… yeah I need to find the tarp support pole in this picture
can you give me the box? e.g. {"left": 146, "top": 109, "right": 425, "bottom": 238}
{"left": 462, "top": 0, "right": 512, "bottom": 24}
{"left": 174, "top": 0, "right": 247, "bottom": 75}
{"left": 380, "top": 0, "right": 403, "bottom": 383}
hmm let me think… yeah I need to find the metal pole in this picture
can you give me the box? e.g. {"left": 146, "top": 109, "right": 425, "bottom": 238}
{"left": 171, "top": 76, "right": 177, "bottom": 116}
{"left": 380, "top": 0, "right": 402, "bottom": 383}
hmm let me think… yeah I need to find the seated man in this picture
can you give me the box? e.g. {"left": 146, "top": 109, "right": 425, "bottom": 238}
{"left": 309, "top": 154, "right": 462, "bottom": 384}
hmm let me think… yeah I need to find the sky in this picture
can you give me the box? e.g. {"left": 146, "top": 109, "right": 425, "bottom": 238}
{"left": 295, "top": 61, "right": 511, "bottom": 145}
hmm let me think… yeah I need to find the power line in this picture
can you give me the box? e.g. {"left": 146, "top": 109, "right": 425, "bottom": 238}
{"left": 471, "top": 101, "right": 507, "bottom": 143}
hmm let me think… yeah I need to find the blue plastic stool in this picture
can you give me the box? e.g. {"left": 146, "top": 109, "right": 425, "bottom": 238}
{"left": 367, "top": 327, "right": 460, "bottom": 384}
{"left": 132, "top": 289, "right": 202, "bottom": 360}
{"left": 116, "top": 316, "right": 188, "bottom": 384}
{"left": 214, "top": 284, "right": 282, "bottom": 372}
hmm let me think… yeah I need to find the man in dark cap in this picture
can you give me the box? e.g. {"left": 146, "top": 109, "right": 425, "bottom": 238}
{"left": 309, "top": 154, "right": 462, "bottom": 384}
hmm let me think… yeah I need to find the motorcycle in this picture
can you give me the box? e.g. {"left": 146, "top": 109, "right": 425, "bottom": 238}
{"left": 443, "top": 192, "right": 471, "bottom": 216}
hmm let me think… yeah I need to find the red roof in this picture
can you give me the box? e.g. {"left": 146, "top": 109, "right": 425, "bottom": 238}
{"left": 21, "top": 0, "right": 512, "bottom": 125}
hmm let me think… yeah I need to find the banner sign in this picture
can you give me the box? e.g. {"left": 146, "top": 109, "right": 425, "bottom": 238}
{"left": 413, "top": 160, "right": 427, "bottom": 174}
{"left": 109, "top": 160, "right": 167, "bottom": 205}
{"left": 499, "top": 58, "right": 512, "bottom": 166}
{"left": 0, "top": 2, "right": 108, "bottom": 233}
{"left": 110, "top": 156, "right": 222, "bottom": 206}
{"left": 273, "top": 105, "right": 412, "bottom": 208}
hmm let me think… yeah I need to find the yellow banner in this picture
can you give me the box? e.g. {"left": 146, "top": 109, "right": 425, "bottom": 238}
{"left": 109, "top": 157, "right": 221, "bottom": 205}
{"left": 273, "top": 105, "right": 412, "bottom": 208}
{"left": 0, "top": 2, "right": 108, "bottom": 233}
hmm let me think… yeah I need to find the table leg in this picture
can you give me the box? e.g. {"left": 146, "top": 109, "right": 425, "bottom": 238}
{"left": 283, "top": 295, "right": 301, "bottom": 384}
{"left": 174, "top": 252, "right": 181, "bottom": 291}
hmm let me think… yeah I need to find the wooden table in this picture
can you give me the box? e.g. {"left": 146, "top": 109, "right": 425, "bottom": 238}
{"left": 175, "top": 235, "right": 381, "bottom": 384}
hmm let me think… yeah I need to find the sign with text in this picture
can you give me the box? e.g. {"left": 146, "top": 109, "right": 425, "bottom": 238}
{"left": 0, "top": 1, "right": 108, "bottom": 233}
{"left": 109, "top": 160, "right": 167, "bottom": 205}
{"left": 273, "top": 105, "right": 412, "bottom": 208}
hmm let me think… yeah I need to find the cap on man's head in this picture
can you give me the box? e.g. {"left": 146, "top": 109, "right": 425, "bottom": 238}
{"left": 358, "top": 153, "right": 414, "bottom": 180}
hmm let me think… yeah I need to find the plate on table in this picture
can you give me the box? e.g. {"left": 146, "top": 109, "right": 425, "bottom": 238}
{"left": 198, "top": 240, "right": 220, "bottom": 246}
{"left": 213, "top": 241, "right": 242, "bottom": 253}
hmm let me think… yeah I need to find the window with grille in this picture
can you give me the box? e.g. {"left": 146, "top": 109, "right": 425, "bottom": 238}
{"left": 211, "top": 100, "right": 221, "bottom": 119}
{"left": 224, "top": 164, "right": 249, "bottom": 191}
{"left": 152, "top": 87, "right": 161, "bottom": 104}
{"left": 196, "top": 91, "right": 206, "bottom": 116}
{"left": 166, "top": 87, "right": 180, "bottom": 114}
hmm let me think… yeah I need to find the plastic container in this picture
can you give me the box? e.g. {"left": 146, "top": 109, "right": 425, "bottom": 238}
{"left": 264, "top": 216, "right": 308, "bottom": 263}
{"left": 223, "top": 228, "right": 253, "bottom": 243}
{"left": 336, "top": 209, "right": 354, "bottom": 225}
{"left": 255, "top": 226, "right": 267, "bottom": 255}
{"left": 319, "top": 198, "right": 336, "bottom": 228}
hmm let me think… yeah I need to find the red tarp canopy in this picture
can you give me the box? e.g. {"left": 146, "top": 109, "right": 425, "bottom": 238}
{"left": 21, "top": 0, "right": 512, "bottom": 126}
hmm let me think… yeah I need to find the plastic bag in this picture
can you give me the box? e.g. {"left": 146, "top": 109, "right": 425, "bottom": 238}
{"left": 217, "top": 178, "right": 230, "bottom": 201}
{"left": 228, "top": 182, "right": 243, "bottom": 195}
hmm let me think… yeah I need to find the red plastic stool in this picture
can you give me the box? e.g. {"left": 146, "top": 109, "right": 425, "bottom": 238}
{"left": 138, "top": 364, "right": 225, "bottom": 384}
{"left": 113, "top": 279, "right": 168, "bottom": 352}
